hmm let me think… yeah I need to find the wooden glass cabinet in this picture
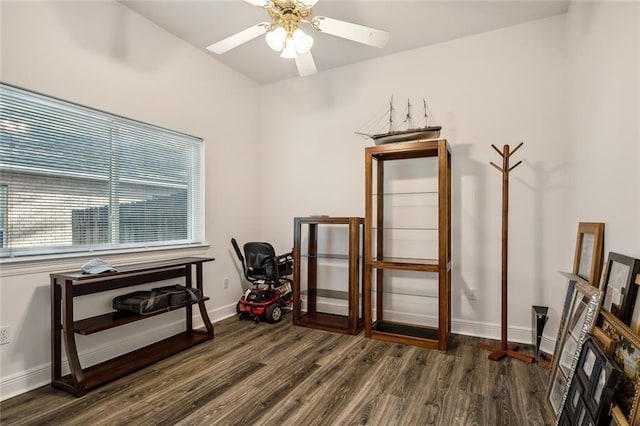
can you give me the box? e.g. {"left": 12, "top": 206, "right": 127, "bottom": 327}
{"left": 293, "top": 216, "right": 364, "bottom": 335}
{"left": 364, "top": 139, "right": 452, "bottom": 350}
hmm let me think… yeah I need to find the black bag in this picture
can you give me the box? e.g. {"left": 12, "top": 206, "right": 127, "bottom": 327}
{"left": 112, "top": 290, "right": 170, "bottom": 315}
{"left": 152, "top": 284, "right": 201, "bottom": 307}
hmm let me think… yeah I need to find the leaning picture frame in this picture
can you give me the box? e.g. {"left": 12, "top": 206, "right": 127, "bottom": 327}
{"left": 573, "top": 337, "right": 622, "bottom": 420}
{"left": 572, "top": 222, "right": 604, "bottom": 286}
{"left": 575, "top": 338, "right": 599, "bottom": 389}
{"left": 587, "top": 351, "right": 622, "bottom": 420}
{"left": 564, "top": 375, "right": 586, "bottom": 421}
{"left": 547, "top": 274, "right": 602, "bottom": 421}
{"left": 611, "top": 404, "right": 631, "bottom": 426}
{"left": 599, "top": 310, "right": 640, "bottom": 424}
{"left": 600, "top": 252, "right": 640, "bottom": 325}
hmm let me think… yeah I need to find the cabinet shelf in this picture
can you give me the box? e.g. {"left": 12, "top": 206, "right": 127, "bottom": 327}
{"left": 371, "top": 321, "right": 440, "bottom": 348}
{"left": 73, "top": 297, "right": 211, "bottom": 335}
{"left": 372, "top": 191, "right": 439, "bottom": 196}
{"left": 372, "top": 227, "right": 439, "bottom": 231}
{"left": 296, "top": 312, "right": 360, "bottom": 332}
{"left": 300, "top": 289, "right": 349, "bottom": 300}
{"left": 372, "top": 289, "right": 438, "bottom": 299}
{"left": 369, "top": 257, "right": 443, "bottom": 272}
{"left": 301, "top": 253, "right": 352, "bottom": 260}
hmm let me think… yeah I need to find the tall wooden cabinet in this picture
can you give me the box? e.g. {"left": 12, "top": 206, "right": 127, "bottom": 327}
{"left": 364, "top": 139, "right": 451, "bottom": 350}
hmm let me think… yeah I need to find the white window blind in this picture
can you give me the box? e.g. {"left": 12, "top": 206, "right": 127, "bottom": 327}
{"left": 0, "top": 83, "right": 203, "bottom": 258}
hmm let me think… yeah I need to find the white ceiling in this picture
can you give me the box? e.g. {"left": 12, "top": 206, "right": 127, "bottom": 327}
{"left": 121, "top": 0, "right": 570, "bottom": 84}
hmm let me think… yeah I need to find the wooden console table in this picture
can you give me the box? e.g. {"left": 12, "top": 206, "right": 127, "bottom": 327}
{"left": 50, "top": 257, "right": 214, "bottom": 397}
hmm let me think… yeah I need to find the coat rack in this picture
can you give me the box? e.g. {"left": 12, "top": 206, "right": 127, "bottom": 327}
{"left": 477, "top": 142, "right": 534, "bottom": 363}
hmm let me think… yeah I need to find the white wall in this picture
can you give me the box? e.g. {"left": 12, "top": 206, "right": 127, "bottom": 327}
{"left": 1, "top": 0, "right": 638, "bottom": 401}
{"left": 567, "top": 1, "right": 640, "bottom": 257}
{"left": 256, "top": 15, "right": 572, "bottom": 346}
{"left": 0, "top": 1, "right": 260, "bottom": 399}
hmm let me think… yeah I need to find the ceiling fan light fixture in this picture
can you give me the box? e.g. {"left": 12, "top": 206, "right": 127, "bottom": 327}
{"left": 266, "top": 26, "right": 286, "bottom": 51}
{"left": 293, "top": 28, "right": 313, "bottom": 54}
{"left": 280, "top": 38, "right": 298, "bottom": 59}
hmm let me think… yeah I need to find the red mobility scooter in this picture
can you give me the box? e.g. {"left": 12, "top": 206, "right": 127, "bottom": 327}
{"left": 231, "top": 238, "right": 294, "bottom": 323}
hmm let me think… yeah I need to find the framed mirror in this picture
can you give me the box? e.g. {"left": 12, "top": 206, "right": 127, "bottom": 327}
{"left": 547, "top": 275, "right": 602, "bottom": 421}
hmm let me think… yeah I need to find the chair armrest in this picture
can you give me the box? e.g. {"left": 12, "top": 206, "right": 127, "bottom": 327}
{"left": 276, "top": 252, "right": 293, "bottom": 262}
{"left": 276, "top": 252, "right": 294, "bottom": 277}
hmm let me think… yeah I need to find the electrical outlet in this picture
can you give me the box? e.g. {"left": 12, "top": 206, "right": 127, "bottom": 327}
{"left": 468, "top": 288, "right": 477, "bottom": 301}
{"left": 0, "top": 326, "right": 10, "bottom": 345}
{"left": 223, "top": 277, "right": 229, "bottom": 289}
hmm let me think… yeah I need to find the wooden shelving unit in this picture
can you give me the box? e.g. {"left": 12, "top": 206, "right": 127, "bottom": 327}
{"left": 364, "top": 139, "right": 452, "bottom": 350}
{"left": 293, "top": 216, "right": 364, "bottom": 335}
{"left": 50, "top": 257, "right": 214, "bottom": 397}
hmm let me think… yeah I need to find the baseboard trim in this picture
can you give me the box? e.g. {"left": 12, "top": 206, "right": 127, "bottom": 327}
{"left": 1, "top": 303, "right": 555, "bottom": 401}
{"left": 0, "top": 303, "right": 237, "bottom": 401}
{"left": 305, "top": 300, "right": 556, "bottom": 350}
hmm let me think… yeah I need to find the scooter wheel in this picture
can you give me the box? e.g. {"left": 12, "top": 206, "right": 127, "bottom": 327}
{"left": 236, "top": 302, "right": 245, "bottom": 320}
{"left": 265, "top": 304, "right": 282, "bottom": 323}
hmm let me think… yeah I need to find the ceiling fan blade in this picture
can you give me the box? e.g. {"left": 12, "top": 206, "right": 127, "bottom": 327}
{"left": 313, "top": 16, "right": 390, "bottom": 48}
{"left": 206, "top": 23, "right": 269, "bottom": 54}
{"left": 300, "top": 0, "right": 320, "bottom": 7}
{"left": 295, "top": 51, "right": 317, "bottom": 77}
{"left": 243, "top": 0, "right": 270, "bottom": 6}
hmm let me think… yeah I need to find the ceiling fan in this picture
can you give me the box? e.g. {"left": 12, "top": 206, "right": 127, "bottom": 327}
{"left": 206, "top": 0, "right": 390, "bottom": 77}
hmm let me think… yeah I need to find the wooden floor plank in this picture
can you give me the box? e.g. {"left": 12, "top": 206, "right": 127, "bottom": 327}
{"left": 174, "top": 327, "right": 348, "bottom": 425}
{"left": 273, "top": 339, "right": 392, "bottom": 426}
{"left": 396, "top": 350, "right": 460, "bottom": 425}
{"left": 0, "top": 318, "right": 554, "bottom": 426}
{"left": 331, "top": 344, "right": 418, "bottom": 425}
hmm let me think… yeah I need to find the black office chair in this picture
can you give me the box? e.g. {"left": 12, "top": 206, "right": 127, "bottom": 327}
{"left": 231, "top": 238, "right": 293, "bottom": 322}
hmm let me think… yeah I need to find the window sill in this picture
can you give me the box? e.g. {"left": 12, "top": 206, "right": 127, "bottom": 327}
{"left": 0, "top": 243, "right": 211, "bottom": 278}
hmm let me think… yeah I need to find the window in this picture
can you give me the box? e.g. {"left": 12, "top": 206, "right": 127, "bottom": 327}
{"left": 0, "top": 83, "right": 203, "bottom": 258}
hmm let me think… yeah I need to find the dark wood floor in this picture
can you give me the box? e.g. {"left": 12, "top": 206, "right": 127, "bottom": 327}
{"left": 1, "top": 315, "right": 554, "bottom": 425}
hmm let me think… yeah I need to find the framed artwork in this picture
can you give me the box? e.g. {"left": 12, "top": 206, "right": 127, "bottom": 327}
{"left": 572, "top": 222, "right": 604, "bottom": 286}
{"left": 591, "top": 326, "right": 616, "bottom": 356}
{"left": 576, "top": 338, "right": 599, "bottom": 387}
{"left": 550, "top": 365, "right": 570, "bottom": 415}
{"left": 552, "top": 278, "right": 578, "bottom": 366}
{"left": 600, "top": 252, "right": 640, "bottom": 325}
{"left": 629, "top": 273, "right": 640, "bottom": 334}
{"left": 565, "top": 376, "right": 586, "bottom": 421}
{"left": 563, "top": 377, "right": 599, "bottom": 426}
{"left": 547, "top": 276, "right": 602, "bottom": 420}
{"left": 572, "top": 337, "right": 622, "bottom": 420}
{"left": 599, "top": 310, "right": 640, "bottom": 424}
{"left": 611, "top": 405, "right": 631, "bottom": 426}
{"left": 587, "top": 355, "right": 621, "bottom": 419}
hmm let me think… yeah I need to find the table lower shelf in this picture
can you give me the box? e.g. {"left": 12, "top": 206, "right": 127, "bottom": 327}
{"left": 74, "top": 298, "right": 210, "bottom": 335}
{"left": 370, "top": 320, "right": 445, "bottom": 350}
{"left": 54, "top": 330, "right": 211, "bottom": 395}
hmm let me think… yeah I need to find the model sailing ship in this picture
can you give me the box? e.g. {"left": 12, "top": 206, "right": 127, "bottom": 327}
{"left": 357, "top": 97, "right": 441, "bottom": 145}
